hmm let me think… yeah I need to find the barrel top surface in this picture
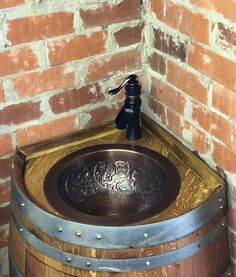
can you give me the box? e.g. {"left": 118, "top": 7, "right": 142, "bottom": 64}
{"left": 14, "top": 114, "right": 225, "bottom": 225}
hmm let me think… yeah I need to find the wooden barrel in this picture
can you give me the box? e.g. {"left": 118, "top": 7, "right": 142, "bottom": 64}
{"left": 9, "top": 153, "right": 230, "bottom": 277}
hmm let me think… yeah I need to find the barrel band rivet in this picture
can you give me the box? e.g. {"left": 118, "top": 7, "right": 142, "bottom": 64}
{"left": 57, "top": 227, "right": 63, "bottom": 233}
{"left": 76, "top": 232, "right": 82, "bottom": 237}
{"left": 96, "top": 234, "right": 102, "bottom": 240}
{"left": 66, "top": 257, "right": 71, "bottom": 263}
{"left": 85, "top": 262, "right": 91, "bottom": 267}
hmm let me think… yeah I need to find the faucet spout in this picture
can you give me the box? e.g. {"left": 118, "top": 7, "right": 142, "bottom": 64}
{"left": 108, "top": 75, "right": 142, "bottom": 140}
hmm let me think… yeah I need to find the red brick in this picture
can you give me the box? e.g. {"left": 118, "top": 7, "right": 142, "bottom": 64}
{"left": 148, "top": 52, "right": 166, "bottom": 75}
{"left": 191, "top": 130, "right": 208, "bottom": 154}
{"left": 49, "top": 83, "right": 105, "bottom": 114}
{"left": 183, "top": 122, "right": 208, "bottom": 154}
{"left": 0, "top": 134, "right": 13, "bottom": 156}
{"left": 151, "top": 77, "right": 186, "bottom": 115}
{"left": 48, "top": 31, "right": 107, "bottom": 65}
{"left": 166, "top": 2, "right": 210, "bottom": 44}
{"left": 190, "top": 0, "right": 236, "bottom": 22}
{"left": 0, "top": 158, "right": 12, "bottom": 179}
{"left": 148, "top": 97, "right": 166, "bottom": 124}
{"left": 167, "top": 61, "right": 209, "bottom": 104}
{"left": 0, "top": 102, "right": 42, "bottom": 125}
{"left": 166, "top": 109, "right": 183, "bottom": 136}
{"left": 154, "top": 28, "right": 187, "bottom": 62}
{"left": 14, "top": 65, "right": 75, "bottom": 97}
{"left": 87, "top": 105, "right": 120, "bottom": 127}
{"left": 192, "top": 103, "right": 236, "bottom": 149}
{"left": 80, "top": 0, "right": 140, "bottom": 28}
{"left": 0, "top": 225, "right": 9, "bottom": 249}
{"left": 0, "top": 206, "right": 10, "bottom": 224}
{"left": 86, "top": 49, "right": 141, "bottom": 82}
{"left": 0, "top": 81, "right": 4, "bottom": 103}
{"left": 212, "top": 141, "right": 236, "bottom": 173}
{"left": 16, "top": 115, "right": 77, "bottom": 147}
{"left": 0, "top": 182, "right": 10, "bottom": 205}
{"left": 114, "top": 23, "right": 143, "bottom": 48}
{"left": 212, "top": 83, "right": 236, "bottom": 119}
{"left": 0, "top": 47, "right": 38, "bottom": 77}
{"left": 7, "top": 12, "right": 73, "bottom": 45}
{"left": 189, "top": 43, "right": 236, "bottom": 92}
{"left": 0, "top": 0, "right": 24, "bottom": 9}
{"left": 217, "top": 23, "right": 236, "bottom": 55}
{"left": 149, "top": 0, "right": 164, "bottom": 21}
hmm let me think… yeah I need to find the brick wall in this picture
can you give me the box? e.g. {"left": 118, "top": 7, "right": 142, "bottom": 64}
{"left": 0, "top": 1, "right": 144, "bottom": 275}
{"left": 145, "top": 0, "right": 236, "bottom": 271}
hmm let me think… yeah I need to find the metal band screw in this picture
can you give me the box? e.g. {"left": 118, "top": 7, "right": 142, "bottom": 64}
{"left": 76, "top": 232, "right": 82, "bottom": 237}
{"left": 57, "top": 227, "right": 63, "bottom": 232}
{"left": 66, "top": 257, "right": 71, "bottom": 263}
{"left": 96, "top": 234, "right": 102, "bottom": 240}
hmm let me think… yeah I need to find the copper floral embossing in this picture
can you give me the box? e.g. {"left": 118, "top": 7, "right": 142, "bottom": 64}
{"left": 94, "top": 160, "right": 136, "bottom": 192}
{"left": 62, "top": 159, "right": 166, "bottom": 206}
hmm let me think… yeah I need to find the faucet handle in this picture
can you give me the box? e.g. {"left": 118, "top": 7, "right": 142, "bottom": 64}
{"left": 108, "top": 74, "right": 138, "bottom": 95}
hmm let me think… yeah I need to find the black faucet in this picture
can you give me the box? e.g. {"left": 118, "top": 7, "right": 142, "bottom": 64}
{"left": 108, "top": 74, "right": 142, "bottom": 140}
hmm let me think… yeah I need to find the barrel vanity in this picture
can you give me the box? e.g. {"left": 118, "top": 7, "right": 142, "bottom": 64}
{"left": 9, "top": 114, "right": 230, "bottom": 276}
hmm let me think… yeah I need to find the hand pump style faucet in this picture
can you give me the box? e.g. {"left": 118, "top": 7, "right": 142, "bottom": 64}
{"left": 108, "top": 74, "right": 142, "bottom": 140}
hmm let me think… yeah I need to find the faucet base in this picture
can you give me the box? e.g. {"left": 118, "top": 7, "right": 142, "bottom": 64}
{"left": 125, "top": 118, "right": 141, "bottom": 140}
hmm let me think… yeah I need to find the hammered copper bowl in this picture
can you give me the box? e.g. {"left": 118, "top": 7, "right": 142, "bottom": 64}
{"left": 44, "top": 144, "right": 181, "bottom": 226}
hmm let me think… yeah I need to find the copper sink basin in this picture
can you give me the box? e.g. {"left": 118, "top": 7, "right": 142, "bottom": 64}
{"left": 44, "top": 144, "right": 181, "bottom": 226}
